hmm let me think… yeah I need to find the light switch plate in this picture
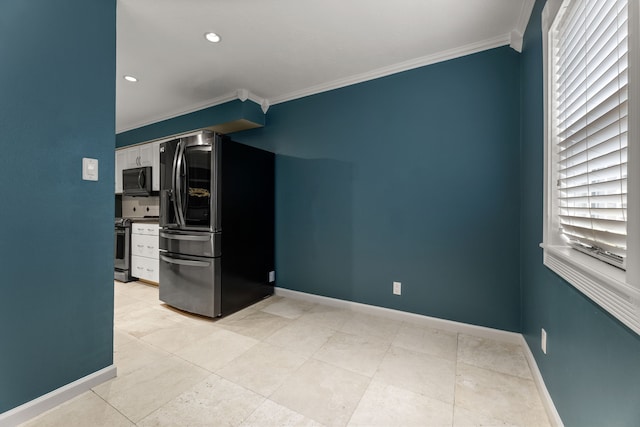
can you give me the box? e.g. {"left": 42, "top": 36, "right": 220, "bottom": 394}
{"left": 393, "top": 281, "right": 401, "bottom": 295}
{"left": 82, "top": 158, "right": 98, "bottom": 181}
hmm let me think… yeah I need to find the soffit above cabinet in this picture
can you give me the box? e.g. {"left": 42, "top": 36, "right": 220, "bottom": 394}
{"left": 116, "top": 99, "right": 264, "bottom": 147}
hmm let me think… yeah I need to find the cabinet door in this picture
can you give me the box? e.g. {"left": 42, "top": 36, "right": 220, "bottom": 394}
{"left": 115, "top": 149, "right": 128, "bottom": 193}
{"left": 131, "top": 234, "right": 146, "bottom": 257}
{"left": 138, "top": 144, "right": 154, "bottom": 167}
{"left": 132, "top": 223, "right": 159, "bottom": 236}
{"left": 131, "top": 234, "right": 158, "bottom": 258}
{"left": 126, "top": 146, "right": 140, "bottom": 168}
{"left": 131, "top": 255, "right": 159, "bottom": 282}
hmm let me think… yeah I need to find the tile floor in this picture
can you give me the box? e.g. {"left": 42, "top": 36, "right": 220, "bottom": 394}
{"left": 22, "top": 281, "right": 551, "bottom": 427}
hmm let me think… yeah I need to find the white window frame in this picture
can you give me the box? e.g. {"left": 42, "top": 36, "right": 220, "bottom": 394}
{"left": 541, "top": 0, "right": 640, "bottom": 335}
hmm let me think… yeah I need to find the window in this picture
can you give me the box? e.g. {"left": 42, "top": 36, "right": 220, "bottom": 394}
{"left": 542, "top": 0, "right": 640, "bottom": 335}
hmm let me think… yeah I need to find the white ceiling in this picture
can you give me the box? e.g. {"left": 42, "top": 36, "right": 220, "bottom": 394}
{"left": 116, "top": 0, "right": 534, "bottom": 133}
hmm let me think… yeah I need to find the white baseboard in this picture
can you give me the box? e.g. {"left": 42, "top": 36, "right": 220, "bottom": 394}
{"left": 274, "top": 287, "right": 522, "bottom": 344}
{"left": 520, "top": 336, "right": 565, "bottom": 427}
{"left": 0, "top": 365, "right": 117, "bottom": 427}
{"left": 274, "top": 286, "right": 563, "bottom": 426}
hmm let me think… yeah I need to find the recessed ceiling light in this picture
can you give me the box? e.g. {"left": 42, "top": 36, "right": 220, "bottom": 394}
{"left": 204, "top": 32, "right": 221, "bottom": 43}
{"left": 123, "top": 75, "right": 138, "bottom": 82}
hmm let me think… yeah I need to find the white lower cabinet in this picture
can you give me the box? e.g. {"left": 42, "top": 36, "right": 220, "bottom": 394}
{"left": 131, "top": 222, "right": 159, "bottom": 283}
{"left": 131, "top": 255, "right": 159, "bottom": 283}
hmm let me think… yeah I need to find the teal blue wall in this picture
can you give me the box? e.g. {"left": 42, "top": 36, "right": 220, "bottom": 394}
{"left": 119, "top": 47, "right": 522, "bottom": 331}
{"left": 236, "top": 47, "right": 522, "bottom": 331}
{"left": 0, "top": 0, "right": 115, "bottom": 413}
{"left": 520, "top": 1, "right": 640, "bottom": 425}
{"left": 116, "top": 99, "right": 264, "bottom": 147}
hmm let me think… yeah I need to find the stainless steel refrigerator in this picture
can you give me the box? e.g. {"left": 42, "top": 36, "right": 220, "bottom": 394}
{"left": 158, "top": 130, "right": 274, "bottom": 317}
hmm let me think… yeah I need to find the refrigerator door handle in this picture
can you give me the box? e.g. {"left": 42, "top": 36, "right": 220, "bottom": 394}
{"left": 173, "top": 140, "right": 185, "bottom": 226}
{"left": 160, "top": 254, "right": 210, "bottom": 268}
{"left": 159, "top": 231, "right": 211, "bottom": 242}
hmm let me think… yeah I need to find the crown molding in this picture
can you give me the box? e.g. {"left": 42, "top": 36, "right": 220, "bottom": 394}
{"left": 116, "top": 90, "right": 266, "bottom": 133}
{"left": 118, "top": 21, "right": 530, "bottom": 132}
{"left": 511, "top": 0, "right": 536, "bottom": 52}
{"left": 268, "top": 34, "right": 510, "bottom": 106}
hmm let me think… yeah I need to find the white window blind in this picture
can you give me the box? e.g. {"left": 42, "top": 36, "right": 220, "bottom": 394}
{"left": 551, "top": 0, "right": 628, "bottom": 269}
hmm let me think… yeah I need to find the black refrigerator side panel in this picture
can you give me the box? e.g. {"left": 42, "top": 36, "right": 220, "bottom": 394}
{"left": 220, "top": 139, "right": 275, "bottom": 315}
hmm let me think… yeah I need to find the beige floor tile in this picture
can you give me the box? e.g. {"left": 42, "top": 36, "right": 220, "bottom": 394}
{"left": 457, "top": 334, "right": 532, "bottom": 380}
{"left": 20, "top": 284, "right": 556, "bottom": 427}
{"left": 260, "top": 297, "right": 315, "bottom": 319}
{"left": 313, "top": 331, "right": 389, "bottom": 377}
{"left": 137, "top": 375, "right": 264, "bottom": 427}
{"left": 348, "top": 379, "right": 453, "bottom": 427}
{"left": 92, "top": 355, "right": 209, "bottom": 422}
{"left": 265, "top": 319, "right": 335, "bottom": 357}
{"left": 340, "top": 312, "right": 401, "bottom": 343}
{"left": 217, "top": 309, "right": 292, "bottom": 340}
{"left": 216, "top": 342, "right": 307, "bottom": 397}
{"left": 113, "top": 328, "right": 135, "bottom": 349}
{"left": 240, "top": 399, "right": 324, "bottom": 427}
{"left": 297, "top": 303, "right": 353, "bottom": 331}
{"left": 270, "top": 359, "right": 370, "bottom": 427}
{"left": 375, "top": 345, "right": 456, "bottom": 405}
{"left": 454, "top": 363, "right": 550, "bottom": 427}
{"left": 115, "top": 305, "right": 184, "bottom": 339}
{"left": 175, "top": 328, "right": 259, "bottom": 372}
{"left": 113, "top": 299, "right": 152, "bottom": 321}
{"left": 140, "top": 321, "right": 221, "bottom": 354}
{"left": 113, "top": 337, "right": 170, "bottom": 376}
{"left": 216, "top": 305, "right": 259, "bottom": 323}
{"left": 160, "top": 304, "right": 220, "bottom": 326}
{"left": 249, "top": 294, "right": 283, "bottom": 310}
{"left": 121, "top": 281, "right": 160, "bottom": 302}
{"left": 19, "top": 391, "right": 133, "bottom": 427}
{"left": 453, "top": 405, "right": 520, "bottom": 427}
{"left": 393, "top": 322, "right": 458, "bottom": 360}
{"left": 113, "top": 293, "right": 143, "bottom": 312}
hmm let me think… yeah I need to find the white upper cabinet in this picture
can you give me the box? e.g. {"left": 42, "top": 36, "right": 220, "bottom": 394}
{"left": 115, "top": 142, "right": 161, "bottom": 194}
{"left": 115, "top": 149, "right": 128, "bottom": 193}
{"left": 138, "top": 143, "right": 154, "bottom": 167}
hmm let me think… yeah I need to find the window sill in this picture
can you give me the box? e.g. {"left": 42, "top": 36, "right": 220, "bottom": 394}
{"left": 541, "top": 243, "right": 640, "bottom": 335}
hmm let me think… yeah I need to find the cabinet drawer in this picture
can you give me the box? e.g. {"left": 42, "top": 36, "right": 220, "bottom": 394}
{"left": 132, "top": 223, "right": 159, "bottom": 236}
{"left": 131, "top": 255, "right": 159, "bottom": 283}
{"left": 131, "top": 234, "right": 159, "bottom": 258}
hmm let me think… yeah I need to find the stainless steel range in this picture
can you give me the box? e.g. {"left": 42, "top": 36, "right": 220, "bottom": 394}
{"left": 114, "top": 217, "right": 133, "bottom": 282}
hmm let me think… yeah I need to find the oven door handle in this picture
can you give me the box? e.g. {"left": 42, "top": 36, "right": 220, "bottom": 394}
{"left": 160, "top": 254, "right": 210, "bottom": 267}
{"left": 159, "top": 231, "right": 211, "bottom": 242}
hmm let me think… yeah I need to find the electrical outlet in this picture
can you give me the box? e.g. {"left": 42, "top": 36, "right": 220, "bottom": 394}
{"left": 268, "top": 271, "right": 275, "bottom": 283}
{"left": 541, "top": 328, "right": 547, "bottom": 354}
{"left": 393, "top": 281, "right": 401, "bottom": 295}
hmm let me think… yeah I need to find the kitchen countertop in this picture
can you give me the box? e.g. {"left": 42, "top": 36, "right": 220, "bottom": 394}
{"left": 127, "top": 217, "right": 159, "bottom": 223}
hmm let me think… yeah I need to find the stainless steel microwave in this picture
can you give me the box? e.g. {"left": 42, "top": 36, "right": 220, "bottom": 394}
{"left": 122, "top": 167, "right": 152, "bottom": 196}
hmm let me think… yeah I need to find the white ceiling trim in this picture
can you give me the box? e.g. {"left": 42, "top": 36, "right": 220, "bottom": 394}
{"left": 268, "top": 34, "right": 511, "bottom": 106}
{"left": 118, "top": 32, "right": 522, "bottom": 133}
{"left": 510, "top": 0, "right": 536, "bottom": 52}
